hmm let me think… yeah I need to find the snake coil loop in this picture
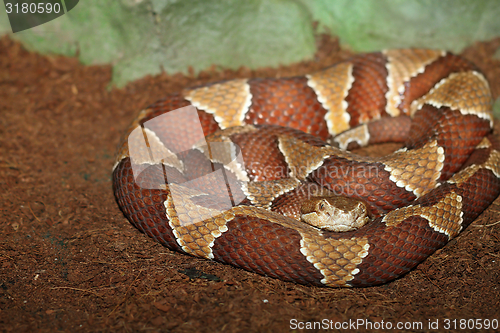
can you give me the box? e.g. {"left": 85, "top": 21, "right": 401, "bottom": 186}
{"left": 113, "top": 49, "right": 500, "bottom": 287}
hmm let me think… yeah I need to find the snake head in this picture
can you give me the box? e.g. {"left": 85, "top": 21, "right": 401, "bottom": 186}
{"left": 300, "top": 196, "right": 371, "bottom": 232}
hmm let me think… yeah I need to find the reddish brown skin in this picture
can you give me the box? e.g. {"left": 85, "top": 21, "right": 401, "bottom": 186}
{"left": 230, "top": 125, "right": 326, "bottom": 181}
{"left": 345, "top": 52, "right": 390, "bottom": 125}
{"left": 114, "top": 159, "right": 184, "bottom": 253}
{"left": 113, "top": 52, "right": 500, "bottom": 287}
{"left": 399, "top": 54, "right": 475, "bottom": 112}
{"left": 212, "top": 216, "right": 326, "bottom": 286}
{"left": 310, "top": 158, "right": 417, "bottom": 216}
{"left": 246, "top": 77, "right": 330, "bottom": 140}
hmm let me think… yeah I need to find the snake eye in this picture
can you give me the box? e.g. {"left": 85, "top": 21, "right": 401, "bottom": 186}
{"left": 318, "top": 201, "right": 325, "bottom": 211}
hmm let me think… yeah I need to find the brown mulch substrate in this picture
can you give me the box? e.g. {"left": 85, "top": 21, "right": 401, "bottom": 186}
{"left": 1, "top": 34, "right": 500, "bottom": 332}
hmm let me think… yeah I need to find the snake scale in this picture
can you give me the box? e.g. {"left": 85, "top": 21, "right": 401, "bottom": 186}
{"left": 112, "top": 49, "right": 500, "bottom": 287}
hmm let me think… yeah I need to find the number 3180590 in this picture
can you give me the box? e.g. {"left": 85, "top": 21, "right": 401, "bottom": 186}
{"left": 5, "top": 2, "right": 61, "bottom": 14}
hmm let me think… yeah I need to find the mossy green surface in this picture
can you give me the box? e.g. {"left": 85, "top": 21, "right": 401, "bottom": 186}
{"left": 304, "top": 0, "right": 500, "bottom": 52}
{"left": 1, "top": 0, "right": 499, "bottom": 86}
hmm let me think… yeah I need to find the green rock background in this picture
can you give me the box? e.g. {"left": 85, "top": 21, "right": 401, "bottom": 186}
{"left": 1, "top": 0, "right": 499, "bottom": 87}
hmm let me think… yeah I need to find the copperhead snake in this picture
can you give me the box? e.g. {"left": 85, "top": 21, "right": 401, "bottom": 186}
{"left": 112, "top": 49, "right": 500, "bottom": 287}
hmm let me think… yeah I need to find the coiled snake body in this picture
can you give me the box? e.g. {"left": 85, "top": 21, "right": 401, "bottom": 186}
{"left": 113, "top": 49, "right": 500, "bottom": 287}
